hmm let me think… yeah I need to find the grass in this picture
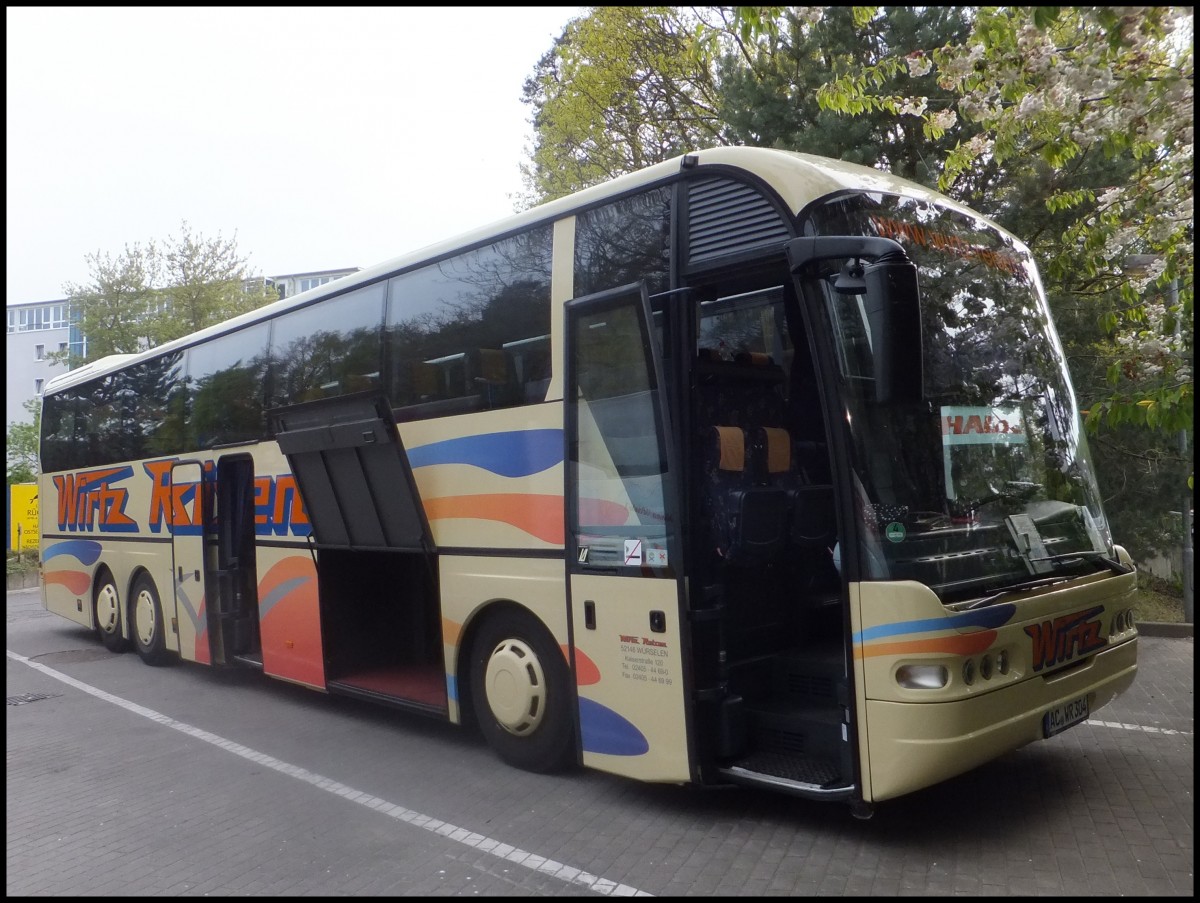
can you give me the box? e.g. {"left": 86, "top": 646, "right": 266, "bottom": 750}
{"left": 1131, "top": 573, "right": 1187, "bottom": 623}
{"left": 6, "top": 552, "right": 40, "bottom": 577}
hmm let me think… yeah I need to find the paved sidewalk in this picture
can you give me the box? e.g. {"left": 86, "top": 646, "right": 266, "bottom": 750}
{"left": 6, "top": 587, "right": 1194, "bottom": 896}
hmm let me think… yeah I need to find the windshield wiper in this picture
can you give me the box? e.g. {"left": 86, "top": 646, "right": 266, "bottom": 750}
{"left": 1028, "top": 549, "right": 1133, "bottom": 576}
{"left": 961, "top": 575, "right": 1069, "bottom": 610}
{"left": 961, "top": 481, "right": 1042, "bottom": 513}
{"left": 961, "top": 551, "right": 1132, "bottom": 610}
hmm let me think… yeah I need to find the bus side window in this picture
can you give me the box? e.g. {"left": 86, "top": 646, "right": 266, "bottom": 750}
{"left": 410, "top": 360, "right": 439, "bottom": 402}
{"left": 469, "top": 348, "right": 518, "bottom": 409}
{"left": 503, "top": 334, "right": 551, "bottom": 404}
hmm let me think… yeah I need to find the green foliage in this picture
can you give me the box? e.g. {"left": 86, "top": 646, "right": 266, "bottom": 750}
{"left": 519, "top": 6, "right": 727, "bottom": 203}
{"left": 59, "top": 221, "right": 279, "bottom": 366}
{"left": 724, "top": 5, "right": 1194, "bottom": 558}
{"left": 714, "top": 7, "right": 979, "bottom": 192}
{"left": 809, "top": 6, "right": 1193, "bottom": 440}
{"left": 523, "top": 5, "right": 1192, "bottom": 561}
{"left": 6, "top": 398, "right": 41, "bottom": 484}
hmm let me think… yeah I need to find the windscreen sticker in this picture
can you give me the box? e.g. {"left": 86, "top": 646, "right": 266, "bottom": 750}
{"left": 941, "top": 406, "right": 1027, "bottom": 446}
{"left": 623, "top": 539, "right": 643, "bottom": 565}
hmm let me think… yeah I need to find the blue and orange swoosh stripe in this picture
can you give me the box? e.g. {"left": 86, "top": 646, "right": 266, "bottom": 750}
{"left": 410, "top": 430, "right": 632, "bottom": 543}
{"left": 853, "top": 603, "right": 1017, "bottom": 659}
{"left": 42, "top": 540, "right": 102, "bottom": 595}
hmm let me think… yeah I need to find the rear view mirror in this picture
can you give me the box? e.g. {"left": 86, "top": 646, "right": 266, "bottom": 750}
{"left": 787, "top": 236, "right": 924, "bottom": 405}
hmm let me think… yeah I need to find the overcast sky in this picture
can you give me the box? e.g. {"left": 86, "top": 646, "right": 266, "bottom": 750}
{"left": 5, "top": 6, "right": 582, "bottom": 302}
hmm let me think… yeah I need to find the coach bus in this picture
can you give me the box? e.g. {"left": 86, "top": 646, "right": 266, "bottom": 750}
{"left": 38, "top": 146, "right": 1139, "bottom": 815}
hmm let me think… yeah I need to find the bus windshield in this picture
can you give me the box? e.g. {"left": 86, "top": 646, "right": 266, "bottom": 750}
{"left": 805, "top": 193, "right": 1114, "bottom": 605}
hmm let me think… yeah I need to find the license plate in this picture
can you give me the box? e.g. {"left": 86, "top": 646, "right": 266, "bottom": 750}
{"left": 1043, "top": 695, "right": 1089, "bottom": 738}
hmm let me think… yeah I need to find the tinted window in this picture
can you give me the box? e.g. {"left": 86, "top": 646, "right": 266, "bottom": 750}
{"left": 187, "top": 324, "right": 271, "bottom": 448}
{"left": 42, "top": 357, "right": 189, "bottom": 472}
{"left": 123, "top": 350, "right": 189, "bottom": 458}
{"left": 39, "top": 387, "right": 82, "bottom": 473}
{"left": 269, "top": 282, "right": 386, "bottom": 407}
{"left": 574, "top": 187, "right": 671, "bottom": 298}
{"left": 384, "top": 227, "right": 553, "bottom": 419}
{"left": 53, "top": 372, "right": 137, "bottom": 468}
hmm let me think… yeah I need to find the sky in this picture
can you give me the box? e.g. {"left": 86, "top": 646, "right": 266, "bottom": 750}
{"left": 5, "top": 6, "right": 582, "bottom": 303}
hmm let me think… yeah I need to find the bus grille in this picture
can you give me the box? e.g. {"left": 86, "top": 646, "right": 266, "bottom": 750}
{"left": 687, "top": 178, "right": 791, "bottom": 265}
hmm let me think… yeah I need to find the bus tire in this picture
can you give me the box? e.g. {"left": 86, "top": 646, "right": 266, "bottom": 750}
{"left": 130, "top": 573, "right": 172, "bottom": 666}
{"left": 469, "top": 608, "right": 575, "bottom": 774}
{"left": 94, "top": 570, "right": 130, "bottom": 653}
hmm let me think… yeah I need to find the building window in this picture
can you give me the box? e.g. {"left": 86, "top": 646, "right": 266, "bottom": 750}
{"left": 35, "top": 344, "right": 45, "bottom": 360}
{"left": 14, "top": 303, "right": 69, "bottom": 331}
{"left": 59, "top": 342, "right": 68, "bottom": 352}
{"left": 299, "top": 275, "right": 335, "bottom": 293}
{"left": 35, "top": 378, "right": 44, "bottom": 395}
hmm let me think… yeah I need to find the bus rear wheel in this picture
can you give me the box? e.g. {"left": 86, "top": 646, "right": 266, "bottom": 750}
{"left": 94, "top": 571, "right": 129, "bottom": 653}
{"left": 469, "top": 608, "right": 574, "bottom": 774}
{"left": 131, "top": 573, "right": 172, "bottom": 666}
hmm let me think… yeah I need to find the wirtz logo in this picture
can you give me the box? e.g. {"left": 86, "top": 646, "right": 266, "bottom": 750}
{"left": 1024, "top": 605, "right": 1106, "bottom": 672}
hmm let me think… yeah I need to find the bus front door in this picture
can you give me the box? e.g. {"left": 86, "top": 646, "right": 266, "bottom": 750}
{"left": 565, "top": 283, "right": 693, "bottom": 784}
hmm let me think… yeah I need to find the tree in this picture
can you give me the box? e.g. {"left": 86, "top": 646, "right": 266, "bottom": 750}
{"left": 58, "top": 241, "right": 160, "bottom": 362}
{"left": 6, "top": 398, "right": 41, "bottom": 485}
{"left": 806, "top": 6, "right": 1193, "bottom": 440}
{"left": 519, "top": 6, "right": 727, "bottom": 204}
{"left": 58, "top": 221, "right": 279, "bottom": 366}
{"left": 522, "top": 5, "right": 1193, "bottom": 561}
{"left": 712, "top": 7, "right": 983, "bottom": 191}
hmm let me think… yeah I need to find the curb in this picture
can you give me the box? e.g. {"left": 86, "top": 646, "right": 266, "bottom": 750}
{"left": 6, "top": 571, "right": 40, "bottom": 592}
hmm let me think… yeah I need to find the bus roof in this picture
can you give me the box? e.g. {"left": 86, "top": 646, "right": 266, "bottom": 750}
{"left": 44, "top": 146, "right": 1015, "bottom": 394}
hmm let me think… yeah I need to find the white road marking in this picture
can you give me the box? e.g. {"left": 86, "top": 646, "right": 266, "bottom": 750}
{"left": 7, "top": 649, "right": 652, "bottom": 897}
{"left": 1086, "top": 718, "right": 1191, "bottom": 737}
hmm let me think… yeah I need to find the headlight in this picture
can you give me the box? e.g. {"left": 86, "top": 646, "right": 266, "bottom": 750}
{"left": 896, "top": 664, "right": 949, "bottom": 689}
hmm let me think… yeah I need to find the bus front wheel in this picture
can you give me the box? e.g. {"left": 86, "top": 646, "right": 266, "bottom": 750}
{"left": 469, "top": 608, "right": 575, "bottom": 774}
{"left": 130, "top": 574, "right": 172, "bottom": 666}
{"left": 94, "top": 571, "right": 129, "bottom": 653}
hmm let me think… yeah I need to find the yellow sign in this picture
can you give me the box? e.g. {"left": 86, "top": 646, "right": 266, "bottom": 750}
{"left": 9, "top": 483, "right": 39, "bottom": 552}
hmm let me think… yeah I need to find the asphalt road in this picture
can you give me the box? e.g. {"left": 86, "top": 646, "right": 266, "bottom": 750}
{"left": 7, "top": 586, "right": 1194, "bottom": 896}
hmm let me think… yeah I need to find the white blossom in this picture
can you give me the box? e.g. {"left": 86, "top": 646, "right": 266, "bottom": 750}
{"left": 905, "top": 52, "right": 932, "bottom": 78}
{"left": 965, "top": 133, "right": 993, "bottom": 157}
{"left": 1016, "top": 93, "right": 1045, "bottom": 119}
{"left": 795, "top": 8, "right": 825, "bottom": 28}
{"left": 928, "top": 108, "right": 958, "bottom": 131}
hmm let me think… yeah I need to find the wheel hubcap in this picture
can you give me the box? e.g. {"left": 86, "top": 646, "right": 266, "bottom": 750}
{"left": 96, "top": 584, "right": 119, "bottom": 634}
{"left": 483, "top": 638, "right": 546, "bottom": 736}
{"left": 135, "top": 590, "right": 156, "bottom": 646}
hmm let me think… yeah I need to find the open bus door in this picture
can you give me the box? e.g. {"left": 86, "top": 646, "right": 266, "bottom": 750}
{"left": 564, "top": 282, "right": 693, "bottom": 783}
{"left": 169, "top": 460, "right": 212, "bottom": 664}
{"left": 169, "top": 457, "right": 262, "bottom": 668}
